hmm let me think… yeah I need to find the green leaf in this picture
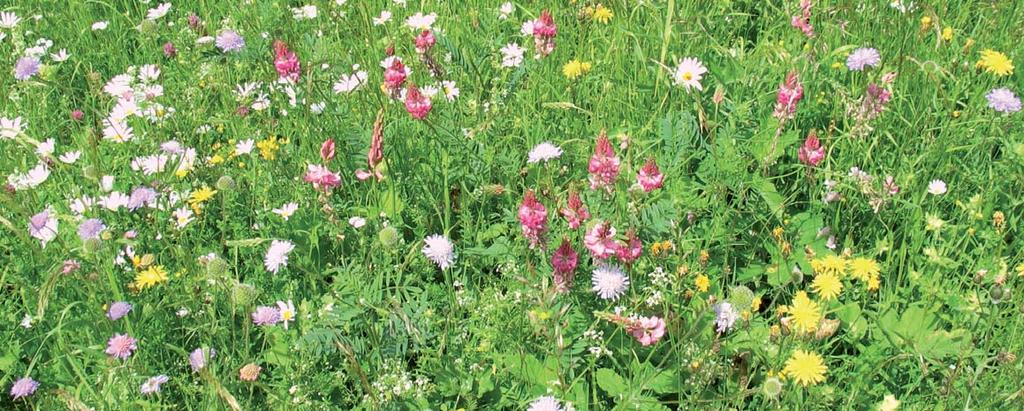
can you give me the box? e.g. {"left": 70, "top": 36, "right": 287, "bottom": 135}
{"left": 595, "top": 368, "right": 628, "bottom": 397}
{"left": 753, "top": 178, "right": 786, "bottom": 221}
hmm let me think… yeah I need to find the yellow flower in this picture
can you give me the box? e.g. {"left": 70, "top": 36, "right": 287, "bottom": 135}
{"left": 257, "top": 136, "right": 281, "bottom": 160}
{"left": 920, "top": 16, "right": 932, "bottom": 31}
{"left": 976, "top": 49, "right": 1014, "bottom": 76}
{"left": 848, "top": 257, "right": 880, "bottom": 282}
{"left": 592, "top": 4, "right": 613, "bottom": 24}
{"left": 135, "top": 265, "right": 168, "bottom": 290}
{"left": 811, "top": 271, "right": 842, "bottom": 301}
{"left": 788, "top": 291, "right": 821, "bottom": 333}
{"left": 209, "top": 154, "right": 225, "bottom": 165}
{"left": 751, "top": 296, "right": 762, "bottom": 311}
{"left": 188, "top": 186, "right": 217, "bottom": 206}
{"left": 695, "top": 274, "right": 710, "bottom": 292}
{"left": 650, "top": 240, "right": 674, "bottom": 256}
{"left": 562, "top": 60, "right": 592, "bottom": 80}
{"left": 782, "top": 349, "right": 827, "bottom": 387}
{"left": 941, "top": 27, "right": 953, "bottom": 41}
{"left": 867, "top": 273, "right": 880, "bottom": 291}
{"left": 811, "top": 254, "right": 847, "bottom": 278}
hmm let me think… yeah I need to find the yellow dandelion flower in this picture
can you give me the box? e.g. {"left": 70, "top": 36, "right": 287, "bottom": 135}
{"left": 811, "top": 271, "right": 843, "bottom": 301}
{"left": 782, "top": 349, "right": 827, "bottom": 387}
{"left": 562, "top": 60, "right": 592, "bottom": 80}
{"left": 848, "top": 257, "right": 880, "bottom": 282}
{"left": 942, "top": 27, "right": 953, "bottom": 41}
{"left": 592, "top": 4, "right": 613, "bottom": 24}
{"left": 867, "top": 273, "right": 880, "bottom": 291}
{"left": 751, "top": 296, "right": 762, "bottom": 312}
{"left": 977, "top": 49, "right": 1014, "bottom": 76}
{"left": 788, "top": 291, "right": 822, "bottom": 333}
{"left": 135, "top": 265, "right": 168, "bottom": 290}
{"left": 209, "top": 154, "right": 225, "bottom": 165}
{"left": 695, "top": 274, "right": 710, "bottom": 292}
{"left": 811, "top": 254, "right": 847, "bottom": 278}
{"left": 920, "top": 16, "right": 932, "bottom": 31}
{"left": 188, "top": 186, "right": 217, "bottom": 206}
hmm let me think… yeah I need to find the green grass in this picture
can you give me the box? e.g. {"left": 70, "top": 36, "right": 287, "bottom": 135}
{"left": 1, "top": 0, "right": 1023, "bottom": 409}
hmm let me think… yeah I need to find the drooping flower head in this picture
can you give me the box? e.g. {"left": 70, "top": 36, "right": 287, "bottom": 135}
{"left": 798, "top": 130, "right": 825, "bottom": 166}
{"left": 551, "top": 238, "right": 578, "bottom": 292}
{"left": 636, "top": 158, "right": 664, "bottom": 192}
{"left": 591, "top": 264, "right": 629, "bottom": 300}
{"left": 584, "top": 220, "right": 619, "bottom": 259}
{"left": 404, "top": 83, "right": 433, "bottom": 120}
{"left": 273, "top": 40, "right": 301, "bottom": 82}
{"left": 628, "top": 316, "right": 666, "bottom": 346}
{"left": 105, "top": 333, "right": 138, "bottom": 359}
{"left": 9, "top": 377, "right": 39, "bottom": 400}
{"left": 559, "top": 190, "right": 590, "bottom": 229}
{"left": 414, "top": 30, "right": 436, "bottom": 54}
{"left": 773, "top": 71, "right": 804, "bottom": 119}
{"left": 518, "top": 190, "right": 548, "bottom": 248}
{"left": 303, "top": 164, "right": 341, "bottom": 191}
{"left": 320, "top": 138, "right": 336, "bottom": 162}
{"left": 423, "top": 234, "right": 456, "bottom": 270}
{"left": 588, "top": 131, "right": 620, "bottom": 191}
{"left": 140, "top": 375, "right": 168, "bottom": 395}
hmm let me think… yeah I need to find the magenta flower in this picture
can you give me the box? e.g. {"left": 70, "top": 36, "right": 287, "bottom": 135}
{"left": 551, "top": 238, "right": 578, "bottom": 292}
{"left": 530, "top": 10, "right": 557, "bottom": 57}
{"left": 584, "top": 221, "right": 620, "bottom": 259}
{"left": 252, "top": 306, "right": 281, "bottom": 326}
{"left": 636, "top": 158, "right": 664, "bottom": 192}
{"left": 107, "top": 301, "right": 133, "bottom": 320}
{"left": 105, "top": 333, "right": 137, "bottom": 359}
{"left": 798, "top": 131, "right": 825, "bottom": 166}
{"left": 773, "top": 71, "right": 803, "bottom": 119}
{"left": 414, "top": 30, "right": 436, "bottom": 54}
{"left": 588, "top": 134, "right": 620, "bottom": 192}
{"left": 163, "top": 42, "right": 177, "bottom": 58}
{"left": 320, "top": 138, "right": 336, "bottom": 162}
{"left": 559, "top": 190, "right": 590, "bottom": 229}
{"left": 628, "top": 316, "right": 666, "bottom": 346}
{"left": 303, "top": 164, "right": 341, "bottom": 191}
{"left": 273, "top": 40, "right": 301, "bottom": 82}
{"left": 790, "top": 0, "right": 814, "bottom": 37}
{"left": 616, "top": 229, "right": 642, "bottom": 264}
{"left": 9, "top": 377, "right": 39, "bottom": 400}
{"left": 518, "top": 190, "right": 548, "bottom": 248}
{"left": 404, "top": 84, "right": 432, "bottom": 120}
{"left": 383, "top": 57, "right": 408, "bottom": 91}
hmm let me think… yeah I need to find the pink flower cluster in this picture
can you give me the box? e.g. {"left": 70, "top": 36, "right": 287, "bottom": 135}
{"left": 588, "top": 133, "right": 620, "bottom": 191}
{"left": 773, "top": 71, "right": 804, "bottom": 119}
{"left": 798, "top": 130, "right": 825, "bottom": 167}
{"left": 273, "top": 40, "right": 301, "bottom": 82}
{"left": 528, "top": 10, "right": 557, "bottom": 57}
{"left": 304, "top": 164, "right": 341, "bottom": 191}
{"left": 518, "top": 190, "right": 548, "bottom": 248}
{"left": 791, "top": 0, "right": 814, "bottom": 38}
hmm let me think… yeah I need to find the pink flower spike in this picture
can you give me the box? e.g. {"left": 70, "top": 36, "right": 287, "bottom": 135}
{"left": 303, "top": 164, "right": 341, "bottom": 191}
{"left": 584, "top": 221, "right": 620, "bottom": 260}
{"left": 272, "top": 40, "right": 301, "bottom": 82}
{"left": 616, "top": 229, "right": 642, "bottom": 264}
{"left": 383, "top": 58, "right": 408, "bottom": 91}
{"left": 559, "top": 190, "right": 590, "bottom": 229}
{"left": 320, "top": 138, "right": 336, "bottom": 162}
{"left": 404, "top": 84, "right": 432, "bottom": 120}
{"left": 518, "top": 190, "right": 548, "bottom": 248}
{"left": 588, "top": 132, "right": 620, "bottom": 192}
{"left": 636, "top": 158, "right": 664, "bottom": 192}
{"left": 414, "top": 30, "right": 436, "bottom": 54}
{"left": 551, "top": 238, "right": 578, "bottom": 292}
{"left": 773, "top": 71, "right": 803, "bottom": 119}
{"left": 798, "top": 131, "right": 825, "bottom": 167}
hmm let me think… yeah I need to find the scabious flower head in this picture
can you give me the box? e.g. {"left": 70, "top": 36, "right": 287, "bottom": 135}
{"left": 189, "top": 347, "right": 214, "bottom": 372}
{"left": 382, "top": 57, "right": 408, "bottom": 91}
{"left": 584, "top": 221, "right": 619, "bottom": 259}
{"left": 527, "top": 142, "right": 562, "bottom": 164}
{"left": 264, "top": 240, "right": 295, "bottom": 274}
{"left": 77, "top": 218, "right": 106, "bottom": 240}
{"left": 636, "top": 158, "right": 664, "bottom": 192}
{"left": 616, "top": 229, "right": 642, "bottom": 263}
{"left": 303, "top": 164, "right": 341, "bottom": 191}
{"left": 798, "top": 130, "right": 825, "bottom": 166}
{"left": 272, "top": 40, "right": 301, "bottom": 82}
{"left": 28, "top": 208, "right": 58, "bottom": 248}
{"left": 239, "top": 363, "right": 262, "bottom": 381}
{"left": 251, "top": 306, "right": 281, "bottom": 326}
{"left": 559, "top": 190, "right": 590, "bottom": 229}
{"left": 773, "top": 71, "right": 803, "bottom": 119}
{"left": 527, "top": 395, "right": 563, "bottom": 411}
{"left": 404, "top": 84, "right": 432, "bottom": 120}
{"left": 423, "top": 234, "right": 456, "bottom": 270}
{"left": 518, "top": 190, "right": 548, "bottom": 248}
{"left": 846, "top": 47, "right": 881, "bottom": 71}
{"left": 14, "top": 56, "right": 41, "bottom": 81}
{"left": 628, "top": 316, "right": 666, "bottom": 346}
{"left": 215, "top": 30, "right": 245, "bottom": 52}
{"left": 414, "top": 30, "right": 436, "bottom": 54}
{"left": 986, "top": 87, "right": 1021, "bottom": 114}
{"left": 128, "top": 186, "right": 157, "bottom": 210}
{"left": 140, "top": 375, "right": 168, "bottom": 395}
{"left": 9, "top": 377, "right": 39, "bottom": 400}
{"left": 551, "top": 238, "right": 578, "bottom": 292}
{"left": 588, "top": 132, "right": 620, "bottom": 191}
{"left": 783, "top": 349, "right": 827, "bottom": 386}
{"left": 107, "top": 301, "right": 133, "bottom": 320}
{"left": 673, "top": 57, "right": 707, "bottom": 91}
{"left": 714, "top": 302, "right": 739, "bottom": 333}
{"left": 591, "top": 264, "right": 629, "bottom": 300}
{"left": 105, "top": 333, "right": 138, "bottom": 359}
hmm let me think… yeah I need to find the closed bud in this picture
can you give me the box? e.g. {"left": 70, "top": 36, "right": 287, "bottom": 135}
{"left": 206, "top": 258, "right": 229, "bottom": 277}
{"left": 83, "top": 165, "right": 99, "bottom": 180}
{"left": 83, "top": 238, "right": 103, "bottom": 254}
{"left": 216, "top": 175, "right": 236, "bottom": 191}
{"left": 230, "top": 282, "right": 259, "bottom": 307}
{"left": 378, "top": 226, "right": 400, "bottom": 248}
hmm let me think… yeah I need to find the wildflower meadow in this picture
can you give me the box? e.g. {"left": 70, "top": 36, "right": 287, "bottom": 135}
{"left": 2, "top": 0, "right": 1024, "bottom": 409}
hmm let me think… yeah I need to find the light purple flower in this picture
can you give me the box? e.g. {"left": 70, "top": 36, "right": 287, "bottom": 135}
{"left": 9, "top": 377, "right": 39, "bottom": 400}
{"left": 215, "top": 30, "right": 245, "bottom": 52}
{"left": 189, "top": 347, "right": 214, "bottom": 372}
{"left": 77, "top": 218, "right": 106, "bottom": 240}
{"left": 251, "top": 306, "right": 281, "bottom": 326}
{"left": 14, "top": 56, "right": 41, "bottom": 81}
{"left": 128, "top": 186, "right": 158, "bottom": 210}
{"left": 713, "top": 302, "right": 739, "bottom": 333}
{"left": 140, "top": 375, "right": 168, "bottom": 395}
{"left": 846, "top": 48, "right": 881, "bottom": 71}
{"left": 107, "top": 301, "right": 132, "bottom": 320}
{"left": 105, "top": 333, "right": 137, "bottom": 359}
{"left": 28, "top": 208, "right": 58, "bottom": 247}
{"left": 986, "top": 87, "right": 1021, "bottom": 114}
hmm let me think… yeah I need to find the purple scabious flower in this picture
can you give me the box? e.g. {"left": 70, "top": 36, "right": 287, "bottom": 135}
{"left": 986, "top": 87, "right": 1021, "bottom": 114}
{"left": 107, "top": 301, "right": 133, "bottom": 320}
{"left": 251, "top": 306, "right": 281, "bottom": 326}
{"left": 846, "top": 47, "right": 881, "bottom": 71}
{"left": 189, "top": 347, "right": 214, "bottom": 372}
{"left": 128, "top": 186, "right": 157, "bottom": 210}
{"left": 77, "top": 218, "right": 106, "bottom": 240}
{"left": 713, "top": 302, "right": 739, "bottom": 334}
{"left": 105, "top": 333, "right": 137, "bottom": 359}
{"left": 14, "top": 56, "right": 41, "bottom": 81}
{"left": 9, "top": 377, "right": 39, "bottom": 400}
{"left": 215, "top": 30, "right": 245, "bottom": 53}
{"left": 140, "top": 375, "right": 168, "bottom": 395}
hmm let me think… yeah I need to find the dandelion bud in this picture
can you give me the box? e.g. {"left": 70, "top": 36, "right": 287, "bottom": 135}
{"left": 83, "top": 238, "right": 103, "bottom": 254}
{"left": 206, "top": 258, "right": 229, "bottom": 277}
{"left": 216, "top": 175, "right": 236, "bottom": 191}
{"left": 990, "top": 285, "right": 1011, "bottom": 304}
{"left": 378, "top": 226, "right": 400, "bottom": 248}
{"left": 230, "top": 282, "right": 259, "bottom": 307}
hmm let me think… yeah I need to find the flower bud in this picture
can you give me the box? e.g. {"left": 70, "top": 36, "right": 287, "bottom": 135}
{"left": 378, "top": 226, "right": 400, "bottom": 248}
{"left": 216, "top": 175, "right": 236, "bottom": 191}
{"left": 206, "top": 258, "right": 229, "bottom": 277}
{"left": 83, "top": 238, "right": 103, "bottom": 254}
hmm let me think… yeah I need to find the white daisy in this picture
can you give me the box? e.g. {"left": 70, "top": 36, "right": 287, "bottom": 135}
{"left": 59, "top": 151, "right": 81, "bottom": 164}
{"left": 172, "top": 206, "right": 194, "bottom": 228}
{"left": 405, "top": 12, "right": 436, "bottom": 30}
{"left": 422, "top": 234, "right": 456, "bottom": 270}
{"left": 672, "top": 57, "right": 707, "bottom": 91}
{"left": 591, "top": 264, "right": 629, "bottom": 300}
{"left": 927, "top": 180, "right": 947, "bottom": 196}
{"left": 1, "top": 116, "right": 25, "bottom": 139}
{"left": 333, "top": 67, "right": 368, "bottom": 94}
{"left": 272, "top": 202, "right": 299, "bottom": 220}
{"left": 146, "top": 3, "right": 172, "bottom": 20}
{"left": 0, "top": 12, "right": 21, "bottom": 29}
{"left": 498, "top": 2, "right": 514, "bottom": 20}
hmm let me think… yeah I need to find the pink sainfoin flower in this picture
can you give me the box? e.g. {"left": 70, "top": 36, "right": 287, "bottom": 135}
{"left": 588, "top": 132, "right": 620, "bottom": 192}
{"left": 530, "top": 10, "right": 557, "bottom": 57}
{"left": 404, "top": 84, "right": 432, "bottom": 120}
{"left": 559, "top": 190, "right": 590, "bottom": 229}
{"left": 163, "top": 42, "right": 177, "bottom": 58}
{"left": 773, "top": 71, "right": 803, "bottom": 119}
{"left": 551, "top": 238, "right": 578, "bottom": 292}
{"left": 636, "top": 158, "right": 664, "bottom": 192}
{"left": 584, "top": 221, "right": 620, "bottom": 259}
{"left": 790, "top": 0, "right": 814, "bottom": 37}
{"left": 357, "top": 112, "right": 386, "bottom": 181}
{"left": 798, "top": 130, "right": 825, "bottom": 166}
{"left": 320, "top": 138, "right": 336, "bottom": 162}
{"left": 518, "top": 190, "right": 548, "bottom": 248}
{"left": 273, "top": 40, "right": 301, "bottom": 82}
{"left": 303, "top": 164, "right": 341, "bottom": 191}
{"left": 628, "top": 316, "right": 666, "bottom": 346}
{"left": 383, "top": 57, "right": 408, "bottom": 92}
{"left": 105, "top": 333, "right": 138, "bottom": 360}
{"left": 617, "top": 229, "right": 642, "bottom": 264}
{"left": 414, "top": 30, "right": 436, "bottom": 54}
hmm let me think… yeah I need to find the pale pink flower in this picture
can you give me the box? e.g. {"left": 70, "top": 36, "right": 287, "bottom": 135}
{"left": 105, "top": 333, "right": 138, "bottom": 359}
{"left": 28, "top": 208, "right": 58, "bottom": 248}
{"left": 584, "top": 221, "right": 619, "bottom": 259}
{"left": 382, "top": 57, "right": 408, "bottom": 91}
{"left": 303, "top": 164, "right": 341, "bottom": 191}
{"left": 588, "top": 134, "right": 620, "bottom": 191}
{"left": 628, "top": 316, "right": 666, "bottom": 346}
{"left": 559, "top": 190, "right": 590, "bottom": 229}
{"left": 356, "top": 114, "right": 385, "bottom": 181}
{"left": 790, "top": 0, "right": 814, "bottom": 37}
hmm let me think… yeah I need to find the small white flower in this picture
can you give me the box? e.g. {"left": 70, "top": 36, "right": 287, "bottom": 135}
{"left": 100, "top": 175, "right": 115, "bottom": 192}
{"left": 498, "top": 2, "right": 514, "bottom": 20}
{"left": 333, "top": 67, "right": 368, "bottom": 93}
{"left": 1, "top": 116, "right": 26, "bottom": 139}
{"left": 373, "top": 10, "right": 392, "bottom": 26}
{"left": 673, "top": 57, "right": 707, "bottom": 91}
{"left": 310, "top": 101, "right": 326, "bottom": 114}
{"left": 292, "top": 5, "right": 318, "bottom": 20}
{"left": 500, "top": 43, "right": 525, "bottom": 68}
{"left": 272, "top": 202, "right": 299, "bottom": 220}
{"left": 527, "top": 142, "right": 563, "bottom": 164}
{"left": 265, "top": 240, "right": 296, "bottom": 274}
{"left": 422, "top": 234, "right": 456, "bottom": 270}
{"left": 92, "top": 21, "right": 109, "bottom": 31}
{"left": 172, "top": 207, "right": 194, "bottom": 228}
{"left": 0, "top": 12, "right": 21, "bottom": 29}
{"left": 277, "top": 300, "right": 296, "bottom": 329}
{"left": 348, "top": 216, "right": 366, "bottom": 228}
{"left": 235, "top": 139, "right": 255, "bottom": 155}
{"left": 50, "top": 48, "right": 70, "bottom": 62}
{"left": 146, "top": 3, "right": 172, "bottom": 20}
{"left": 927, "top": 179, "right": 947, "bottom": 196}
{"left": 59, "top": 151, "right": 81, "bottom": 164}
{"left": 591, "top": 264, "right": 629, "bottom": 300}
{"left": 405, "top": 12, "right": 437, "bottom": 31}
{"left": 20, "top": 314, "right": 33, "bottom": 328}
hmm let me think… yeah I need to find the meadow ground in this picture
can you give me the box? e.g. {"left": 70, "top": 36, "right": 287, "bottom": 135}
{"left": 1, "top": 0, "right": 1023, "bottom": 409}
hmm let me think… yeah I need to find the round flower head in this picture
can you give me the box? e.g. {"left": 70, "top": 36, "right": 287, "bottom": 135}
{"left": 215, "top": 30, "right": 245, "bottom": 52}
{"left": 927, "top": 179, "right": 947, "bottom": 195}
{"left": 77, "top": 218, "right": 106, "bottom": 241}
{"left": 783, "top": 349, "right": 827, "bottom": 386}
{"left": 713, "top": 302, "right": 739, "bottom": 333}
{"left": 422, "top": 234, "right": 456, "bottom": 270}
{"left": 846, "top": 47, "right": 881, "bottom": 71}
{"left": 14, "top": 56, "right": 41, "bottom": 81}
{"left": 107, "top": 301, "right": 133, "bottom": 320}
{"left": 140, "top": 375, "right": 168, "bottom": 395}
{"left": 239, "top": 363, "right": 262, "bottom": 381}
{"left": 105, "top": 333, "right": 138, "bottom": 359}
{"left": 527, "top": 142, "right": 563, "bottom": 164}
{"left": 986, "top": 87, "right": 1021, "bottom": 114}
{"left": 527, "top": 395, "right": 563, "bottom": 411}
{"left": 591, "top": 264, "right": 629, "bottom": 300}
{"left": 189, "top": 347, "right": 215, "bottom": 372}
{"left": 673, "top": 57, "right": 707, "bottom": 91}
{"left": 629, "top": 315, "right": 666, "bottom": 346}
{"left": 264, "top": 240, "right": 295, "bottom": 274}
{"left": 251, "top": 306, "right": 281, "bottom": 326}
{"left": 9, "top": 377, "right": 39, "bottom": 400}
